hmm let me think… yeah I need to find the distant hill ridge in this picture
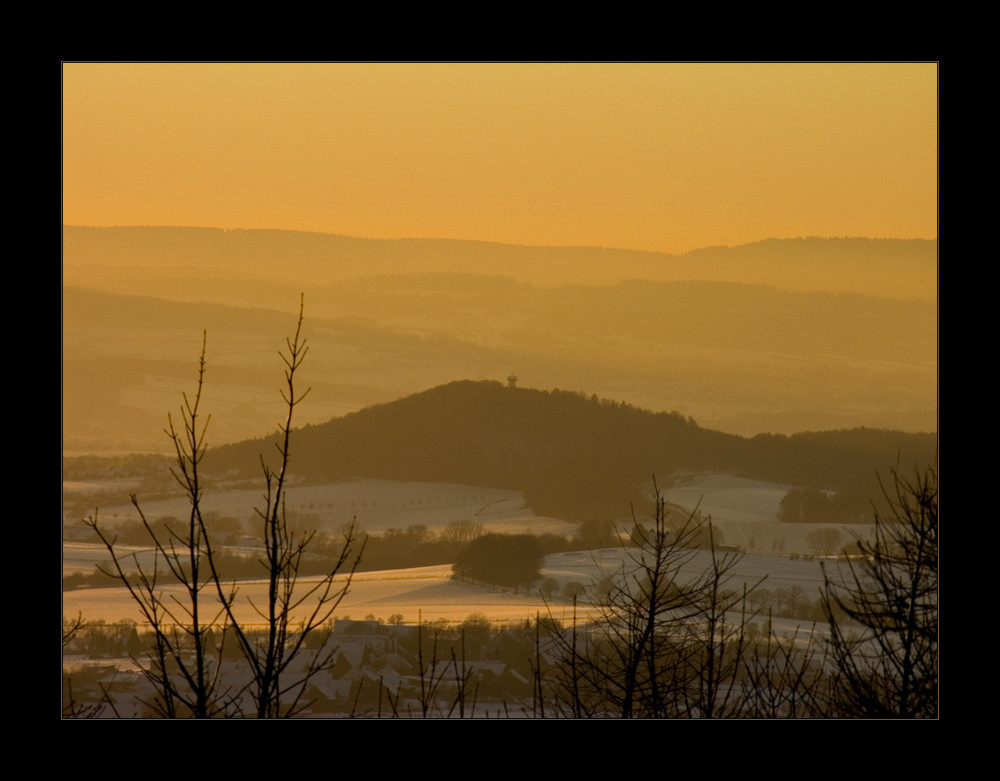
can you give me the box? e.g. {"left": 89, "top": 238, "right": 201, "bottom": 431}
{"left": 206, "top": 379, "right": 937, "bottom": 522}
{"left": 63, "top": 226, "right": 936, "bottom": 301}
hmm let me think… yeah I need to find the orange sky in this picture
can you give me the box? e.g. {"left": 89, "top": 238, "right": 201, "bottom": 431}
{"left": 61, "top": 62, "right": 937, "bottom": 255}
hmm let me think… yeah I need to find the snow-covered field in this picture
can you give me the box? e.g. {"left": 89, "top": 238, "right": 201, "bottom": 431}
{"left": 660, "top": 473, "right": 793, "bottom": 523}
{"left": 657, "top": 472, "right": 873, "bottom": 555}
{"left": 62, "top": 547, "right": 830, "bottom": 635}
{"left": 63, "top": 474, "right": 858, "bottom": 636}
{"left": 65, "top": 473, "right": 868, "bottom": 556}
{"left": 62, "top": 562, "right": 601, "bottom": 628}
{"left": 66, "top": 478, "right": 576, "bottom": 537}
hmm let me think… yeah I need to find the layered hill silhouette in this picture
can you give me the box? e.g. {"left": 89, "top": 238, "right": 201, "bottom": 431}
{"left": 205, "top": 380, "right": 936, "bottom": 522}
{"left": 64, "top": 225, "right": 936, "bottom": 301}
{"left": 62, "top": 227, "right": 937, "bottom": 452}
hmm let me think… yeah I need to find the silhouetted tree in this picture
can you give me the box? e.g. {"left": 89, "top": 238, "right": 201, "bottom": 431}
{"left": 86, "top": 297, "right": 364, "bottom": 718}
{"left": 86, "top": 344, "right": 229, "bottom": 717}
{"left": 806, "top": 527, "right": 844, "bottom": 557}
{"left": 821, "top": 464, "right": 937, "bottom": 717}
{"left": 738, "top": 620, "right": 827, "bottom": 718}
{"left": 545, "top": 483, "right": 762, "bottom": 718}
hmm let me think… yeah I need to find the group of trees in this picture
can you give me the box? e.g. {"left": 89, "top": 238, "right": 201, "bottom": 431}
{"left": 66, "top": 303, "right": 937, "bottom": 718}
{"left": 535, "top": 466, "right": 937, "bottom": 718}
{"left": 452, "top": 534, "right": 543, "bottom": 593}
{"left": 821, "top": 466, "right": 937, "bottom": 717}
{"left": 94, "top": 513, "right": 247, "bottom": 547}
{"left": 539, "top": 489, "right": 761, "bottom": 717}
{"left": 777, "top": 487, "right": 871, "bottom": 525}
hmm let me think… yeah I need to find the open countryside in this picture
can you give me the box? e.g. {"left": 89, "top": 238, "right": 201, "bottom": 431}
{"left": 63, "top": 63, "right": 937, "bottom": 718}
{"left": 64, "top": 473, "right": 853, "bottom": 626}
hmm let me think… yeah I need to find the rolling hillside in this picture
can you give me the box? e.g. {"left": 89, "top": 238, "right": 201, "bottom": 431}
{"left": 205, "top": 380, "right": 936, "bottom": 522}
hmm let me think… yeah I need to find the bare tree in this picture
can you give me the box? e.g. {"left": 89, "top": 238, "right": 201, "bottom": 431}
{"left": 85, "top": 297, "right": 364, "bottom": 718}
{"left": 738, "top": 619, "right": 828, "bottom": 718}
{"left": 405, "top": 612, "right": 474, "bottom": 718}
{"left": 62, "top": 612, "right": 86, "bottom": 648}
{"left": 545, "top": 481, "right": 763, "bottom": 718}
{"left": 440, "top": 519, "right": 484, "bottom": 544}
{"left": 204, "top": 300, "right": 364, "bottom": 717}
{"left": 807, "top": 527, "right": 844, "bottom": 558}
{"left": 821, "top": 464, "right": 938, "bottom": 717}
{"left": 62, "top": 612, "right": 118, "bottom": 719}
{"left": 676, "top": 533, "right": 760, "bottom": 718}
{"left": 86, "top": 344, "right": 229, "bottom": 717}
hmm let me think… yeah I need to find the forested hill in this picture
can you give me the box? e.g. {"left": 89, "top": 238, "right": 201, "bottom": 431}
{"left": 205, "top": 380, "right": 936, "bottom": 522}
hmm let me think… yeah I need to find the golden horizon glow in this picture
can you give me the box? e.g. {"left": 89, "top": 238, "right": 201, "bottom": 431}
{"left": 62, "top": 62, "right": 937, "bottom": 256}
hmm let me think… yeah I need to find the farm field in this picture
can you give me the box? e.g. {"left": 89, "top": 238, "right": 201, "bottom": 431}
{"left": 63, "top": 474, "right": 861, "bottom": 636}
{"left": 61, "top": 562, "right": 588, "bottom": 627}
{"left": 63, "top": 473, "right": 865, "bottom": 555}
{"left": 62, "top": 546, "right": 832, "bottom": 636}
{"left": 63, "top": 478, "right": 575, "bottom": 538}
{"left": 658, "top": 473, "right": 873, "bottom": 556}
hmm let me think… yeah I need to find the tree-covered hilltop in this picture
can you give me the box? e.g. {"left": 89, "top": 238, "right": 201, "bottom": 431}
{"left": 204, "top": 380, "right": 936, "bottom": 523}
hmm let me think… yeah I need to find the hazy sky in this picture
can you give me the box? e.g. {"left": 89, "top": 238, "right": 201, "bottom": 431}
{"left": 62, "top": 62, "right": 937, "bottom": 255}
